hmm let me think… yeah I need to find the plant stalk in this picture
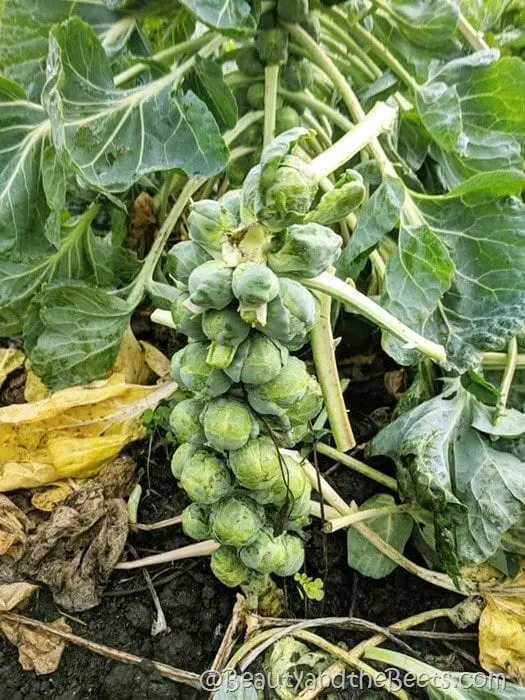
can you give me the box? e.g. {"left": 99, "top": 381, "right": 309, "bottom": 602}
{"left": 314, "top": 442, "right": 397, "bottom": 491}
{"left": 495, "top": 337, "right": 519, "bottom": 421}
{"left": 263, "top": 63, "right": 280, "bottom": 146}
{"left": 114, "top": 540, "right": 219, "bottom": 570}
{"left": 324, "top": 504, "right": 408, "bottom": 533}
{"left": 482, "top": 351, "right": 525, "bottom": 369}
{"left": 456, "top": 14, "right": 490, "bottom": 51}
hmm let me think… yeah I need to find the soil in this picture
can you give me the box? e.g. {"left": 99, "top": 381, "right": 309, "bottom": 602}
{"left": 0, "top": 318, "right": 468, "bottom": 699}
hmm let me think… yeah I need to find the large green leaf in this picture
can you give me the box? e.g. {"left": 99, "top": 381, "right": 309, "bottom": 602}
{"left": 382, "top": 171, "right": 525, "bottom": 370}
{"left": 379, "top": 0, "right": 460, "bottom": 49}
{"left": 178, "top": 0, "right": 257, "bottom": 34}
{"left": 185, "top": 55, "right": 238, "bottom": 132}
{"left": 24, "top": 282, "right": 133, "bottom": 390}
{"left": 369, "top": 382, "right": 525, "bottom": 576}
{"left": 44, "top": 18, "right": 228, "bottom": 192}
{"left": 347, "top": 493, "right": 413, "bottom": 579}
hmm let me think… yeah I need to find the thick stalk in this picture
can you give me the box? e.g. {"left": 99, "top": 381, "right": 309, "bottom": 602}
{"left": 482, "top": 352, "right": 525, "bottom": 369}
{"left": 263, "top": 64, "right": 280, "bottom": 146}
{"left": 278, "top": 87, "right": 353, "bottom": 132}
{"left": 315, "top": 442, "right": 397, "bottom": 492}
{"left": 301, "top": 272, "right": 447, "bottom": 364}
{"left": 495, "top": 337, "right": 519, "bottom": 421}
{"left": 310, "top": 287, "right": 356, "bottom": 452}
{"left": 309, "top": 101, "right": 397, "bottom": 180}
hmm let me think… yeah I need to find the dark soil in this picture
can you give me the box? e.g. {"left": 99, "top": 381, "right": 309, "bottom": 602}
{"left": 0, "top": 318, "right": 467, "bottom": 699}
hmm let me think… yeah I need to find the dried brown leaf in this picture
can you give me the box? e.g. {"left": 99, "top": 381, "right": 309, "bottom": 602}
{"left": 0, "top": 616, "right": 70, "bottom": 674}
{"left": 127, "top": 192, "right": 157, "bottom": 258}
{"left": 0, "top": 582, "right": 37, "bottom": 611}
{"left": 139, "top": 340, "right": 171, "bottom": 380}
{"left": 0, "top": 495, "right": 30, "bottom": 559}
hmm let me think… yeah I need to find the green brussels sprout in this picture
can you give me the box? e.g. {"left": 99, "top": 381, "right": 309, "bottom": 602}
{"left": 237, "top": 334, "right": 289, "bottom": 385}
{"left": 247, "top": 357, "right": 308, "bottom": 417}
{"left": 171, "top": 294, "right": 206, "bottom": 340}
{"left": 286, "top": 485, "right": 312, "bottom": 529}
{"left": 179, "top": 449, "right": 234, "bottom": 504}
{"left": 236, "top": 46, "right": 265, "bottom": 77}
{"left": 256, "top": 28, "right": 289, "bottom": 64}
{"left": 281, "top": 58, "right": 313, "bottom": 92}
{"left": 228, "top": 435, "right": 281, "bottom": 490}
{"left": 220, "top": 190, "right": 242, "bottom": 221}
{"left": 169, "top": 398, "right": 206, "bottom": 444}
{"left": 273, "top": 534, "right": 305, "bottom": 577}
{"left": 171, "top": 442, "right": 196, "bottom": 479}
{"left": 240, "top": 528, "right": 287, "bottom": 574}
{"left": 267, "top": 453, "right": 310, "bottom": 505}
{"left": 232, "top": 262, "right": 280, "bottom": 305}
{"left": 188, "top": 260, "right": 234, "bottom": 311}
{"left": 222, "top": 337, "right": 251, "bottom": 383}
{"left": 188, "top": 199, "right": 237, "bottom": 253}
{"left": 210, "top": 494, "right": 265, "bottom": 547}
{"left": 211, "top": 546, "right": 250, "bottom": 587}
{"left": 275, "top": 106, "right": 301, "bottom": 134}
{"left": 301, "top": 14, "right": 321, "bottom": 42}
{"left": 262, "top": 278, "right": 319, "bottom": 350}
{"left": 181, "top": 503, "right": 211, "bottom": 541}
{"left": 305, "top": 172, "right": 365, "bottom": 226}
{"left": 166, "top": 240, "right": 212, "bottom": 285}
{"left": 267, "top": 223, "right": 342, "bottom": 277}
{"left": 247, "top": 82, "right": 266, "bottom": 110}
{"left": 171, "top": 343, "right": 231, "bottom": 397}
{"left": 277, "top": 0, "right": 309, "bottom": 23}
{"left": 285, "top": 374, "right": 323, "bottom": 425}
{"left": 201, "top": 308, "right": 250, "bottom": 368}
{"left": 201, "top": 397, "right": 258, "bottom": 451}
{"left": 260, "top": 155, "right": 318, "bottom": 230}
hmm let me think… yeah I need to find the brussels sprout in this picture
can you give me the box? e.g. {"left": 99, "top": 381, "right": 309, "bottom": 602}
{"left": 228, "top": 435, "right": 282, "bottom": 490}
{"left": 201, "top": 397, "right": 258, "bottom": 451}
{"left": 201, "top": 308, "right": 250, "bottom": 368}
{"left": 267, "top": 223, "right": 342, "bottom": 278}
{"left": 220, "top": 190, "right": 242, "bottom": 221}
{"left": 285, "top": 374, "right": 323, "bottom": 425}
{"left": 181, "top": 503, "right": 211, "bottom": 541}
{"left": 267, "top": 453, "right": 310, "bottom": 505}
{"left": 222, "top": 337, "right": 251, "bottom": 383}
{"left": 260, "top": 156, "right": 318, "bottom": 230}
{"left": 188, "top": 200, "right": 237, "bottom": 253}
{"left": 171, "top": 343, "right": 231, "bottom": 397}
{"left": 210, "top": 494, "right": 265, "bottom": 547}
{"left": 171, "top": 294, "right": 206, "bottom": 341}
{"left": 286, "top": 485, "right": 312, "bottom": 529}
{"left": 232, "top": 263, "right": 280, "bottom": 305}
{"left": 188, "top": 260, "right": 234, "bottom": 311}
{"left": 236, "top": 46, "right": 265, "bottom": 77}
{"left": 305, "top": 173, "right": 365, "bottom": 226}
{"left": 281, "top": 58, "right": 313, "bottom": 92}
{"left": 240, "top": 528, "right": 287, "bottom": 574}
{"left": 277, "top": 0, "right": 309, "bottom": 22}
{"left": 169, "top": 398, "right": 205, "bottom": 444}
{"left": 179, "top": 449, "right": 234, "bottom": 504}
{"left": 276, "top": 106, "right": 301, "bottom": 134}
{"left": 273, "top": 534, "right": 305, "bottom": 576}
{"left": 166, "top": 240, "right": 212, "bottom": 285}
{"left": 211, "top": 546, "right": 250, "bottom": 587}
{"left": 247, "top": 82, "right": 265, "bottom": 110}
{"left": 227, "top": 159, "right": 250, "bottom": 187}
{"left": 256, "top": 28, "right": 289, "bottom": 65}
{"left": 247, "top": 357, "right": 308, "bottom": 418}
{"left": 171, "top": 442, "right": 196, "bottom": 479}
{"left": 243, "top": 335, "right": 289, "bottom": 385}
{"left": 262, "top": 279, "right": 318, "bottom": 350}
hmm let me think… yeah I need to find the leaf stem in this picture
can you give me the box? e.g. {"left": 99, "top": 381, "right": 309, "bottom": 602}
{"left": 319, "top": 13, "right": 382, "bottom": 79}
{"left": 456, "top": 13, "right": 490, "bottom": 51}
{"left": 114, "top": 540, "right": 219, "bottom": 569}
{"left": 301, "top": 272, "right": 447, "bottom": 364}
{"left": 263, "top": 63, "right": 280, "bottom": 146}
{"left": 310, "top": 286, "right": 356, "bottom": 452}
{"left": 495, "top": 337, "right": 519, "bottom": 421}
{"left": 323, "top": 505, "right": 407, "bottom": 533}
{"left": 315, "top": 442, "right": 397, "bottom": 492}
{"left": 482, "top": 351, "right": 525, "bottom": 369}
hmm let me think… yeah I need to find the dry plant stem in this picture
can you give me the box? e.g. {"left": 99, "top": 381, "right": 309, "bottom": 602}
{"left": 135, "top": 515, "right": 183, "bottom": 531}
{"left": 210, "top": 594, "right": 247, "bottom": 672}
{"left": 324, "top": 505, "right": 407, "bottom": 533}
{"left": 115, "top": 540, "right": 219, "bottom": 570}
{"left": 309, "top": 500, "right": 340, "bottom": 521}
{"left": 482, "top": 352, "right": 525, "bottom": 369}
{"left": 315, "top": 442, "right": 397, "bottom": 491}
{"left": 310, "top": 286, "right": 356, "bottom": 452}
{"left": 264, "top": 63, "right": 280, "bottom": 145}
{"left": 0, "top": 612, "right": 201, "bottom": 689}
{"left": 457, "top": 13, "right": 490, "bottom": 51}
{"left": 495, "top": 337, "right": 519, "bottom": 420}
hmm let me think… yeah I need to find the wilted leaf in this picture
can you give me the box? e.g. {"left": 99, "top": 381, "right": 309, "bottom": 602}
{"left": 0, "top": 374, "right": 176, "bottom": 491}
{"left": 31, "top": 483, "right": 73, "bottom": 512}
{"left": 0, "top": 582, "right": 38, "bottom": 612}
{"left": 127, "top": 193, "right": 157, "bottom": 259}
{"left": 24, "top": 361, "right": 50, "bottom": 402}
{"left": 139, "top": 341, "right": 171, "bottom": 380}
{"left": 0, "top": 349, "right": 25, "bottom": 390}
{"left": 113, "top": 328, "right": 152, "bottom": 385}
{"left": 0, "top": 496, "right": 30, "bottom": 559}
{"left": 1, "top": 615, "right": 71, "bottom": 674}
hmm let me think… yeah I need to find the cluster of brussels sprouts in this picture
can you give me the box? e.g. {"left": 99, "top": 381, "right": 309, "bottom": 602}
{"left": 228, "top": 0, "right": 317, "bottom": 186}
{"left": 165, "top": 128, "right": 363, "bottom": 600}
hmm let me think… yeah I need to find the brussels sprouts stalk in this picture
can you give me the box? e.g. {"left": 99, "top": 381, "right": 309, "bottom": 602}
{"left": 263, "top": 64, "right": 280, "bottom": 145}
{"left": 494, "top": 337, "right": 519, "bottom": 421}
{"left": 301, "top": 273, "right": 447, "bottom": 364}
{"left": 314, "top": 442, "right": 397, "bottom": 492}
{"left": 308, "top": 101, "right": 397, "bottom": 181}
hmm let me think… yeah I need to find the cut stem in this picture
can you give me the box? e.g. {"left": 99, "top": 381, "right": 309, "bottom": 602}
{"left": 310, "top": 287, "right": 356, "bottom": 452}
{"left": 309, "top": 101, "right": 397, "bottom": 181}
{"left": 482, "top": 352, "right": 525, "bottom": 369}
{"left": 301, "top": 272, "right": 447, "bottom": 364}
{"left": 495, "top": 337, "right": 519, "bottom": 421}
{"left": 324, "top": 504, "right": 408, "bottom": 533}
{"left": 263, "top": 63, "right": 280, "bottom": 146}
{"left": 315, "top": 441, "right": 397, "bottom": 492}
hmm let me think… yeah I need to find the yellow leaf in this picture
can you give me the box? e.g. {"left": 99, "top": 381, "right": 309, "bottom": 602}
{"left": 479, "top": 564, "right": 525, "bottom": 683}
{"left": 24, "top": 360, "right": 50, "bottom": 402}
{"left": 0, "top": 615, "right": 70, "bottom": 674}
{"left": 113, "top": 327, "right": 151, "bottom": 384}
{"left": 0, "top": 377, "right": 176, "bottom": 492}
{"left": 140, "top": 340, "right": 171, "bottom": 380}
{"left": 31, "top": 482, "right": 73, "bottom": 512}
{"left": 0, "top": 348, "right": 24, "bottom": 390}
{"left": 0, "top": 582, "right": 37, "bottom": 612}
{"left": 0, "top": 495, "right": 29, "bottom": 558}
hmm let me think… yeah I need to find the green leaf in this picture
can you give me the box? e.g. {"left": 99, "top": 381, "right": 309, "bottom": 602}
{"left": 380, "top": 0, "right": 460, "bottom": 49}
{"left": 460, "top": 370, "right": 499, "bottom": 406}
{"left": 43, "top": 18, "right": 228, "bottom": 192}
{"left": 458, "top": 0, "right": 514, "bottom": 32}
{"left": 24, "top": 282, "right": 132, "bottom": 390}
{"left": 305, "top": 177, "right": 366, "bottom": 226}
{"left": 472, "top": 404, "right": 525, "bottom": 438}
{"left": 178, "top": 0, "right": 257, "bottom": 34}
{"left": 185, "top": 55, "right": 238, "bottom": 132}
{"left": 336, "top": 176, "right": 405, "bottom": 280}
{"left": 347, "top": 494, "right": 413, "bottom": 579}
{"left": 369, "top": 382, "right": 525, "bottom": 575}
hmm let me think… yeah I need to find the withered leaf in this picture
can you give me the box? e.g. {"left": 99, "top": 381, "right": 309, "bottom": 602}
{"left": 1, "top": 616, "right": 70, "bottom": 674}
